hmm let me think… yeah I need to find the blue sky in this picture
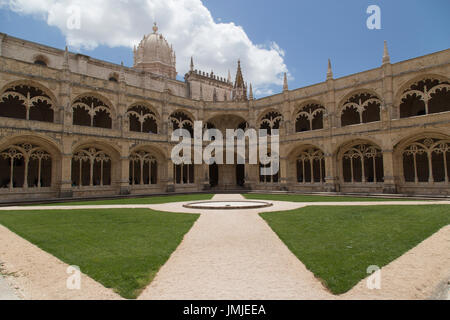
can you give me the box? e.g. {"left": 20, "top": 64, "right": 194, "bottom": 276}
{"left": 0, "top": 0, "right": 449, "bottom": 96}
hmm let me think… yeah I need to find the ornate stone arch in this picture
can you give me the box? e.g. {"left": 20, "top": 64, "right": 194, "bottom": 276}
{"left": 293, "top": 100, "right": 327, "bottom": 132}
{"left": 394, "top": 133, "right": 450, "bottom": 184}
{"left": 71, "top": 92, "right": 116, "bottom": 129}
{"left": 258, "top": 109, "right": 283, "bottom": 135}
{"left": 126, "top": 102, "right": 160, "bottom": 134}
{"left": 71, "top": 140, "right": 120, "bottom": 188}
{"left": 336, "top": 139, "right": 384, "bottom": 184}
{"left": 338, "top": 89, "right": 382, "bottom": 127}
{"left": 0, "top": 135, "right": 62, "bottom": 190}
{"left": 169, "top": 110, "right": 194, "bottom": 135}
{"left": 395, "top": 74, "right": 450, "bottom": 118}
{"left": 286, "top": 144, "right": 326, "bottom": 184}
{"left": 128, "top": 144, "right": 165, "bottom": 186}
{"left": 0, "top": 80, "right": 57, "bottom": 123}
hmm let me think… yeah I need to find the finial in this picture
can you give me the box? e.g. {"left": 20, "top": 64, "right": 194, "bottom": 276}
{"left": 249, "top": 83, "right": 254, "bottom": 100}
{"left": 382, "top": 40, "right": 390, "bottom": 65}
{"left": 327, "top": 59, "right": 333, "bottom": 80}
{"left": 283, "top": 72, "right": 288, "bottom": 92}
{"left": 63, "top": 45, "right": 69, "bottom": 69}
{"left": 228, "top": 70, "right": 231, "bottom": 83}
{"left": 190, "top": 56, "right": 194, "bottom": 71}
{"left": 153, "top": 22, "right": 158, "bottom": 33}
{"left": 119, "top": 62, "right": 125, "bottom": 82}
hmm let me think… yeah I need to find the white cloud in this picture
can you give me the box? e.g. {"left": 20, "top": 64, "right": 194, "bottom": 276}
{"left": 1, "top": 0, "right": 289, "bottom": 92}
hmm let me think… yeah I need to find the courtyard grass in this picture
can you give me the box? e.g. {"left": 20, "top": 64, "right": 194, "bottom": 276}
{"left": 244, "top": 193, "right": 418, "bottom": 202}
{"left": 260, "top": 205, "right": 450, "bottom": 295}
{"left": 0, "top": 208, "right": 199, "bottom": 299}
{"left": 37, "top": 193, "right": 214, "bottom": 206}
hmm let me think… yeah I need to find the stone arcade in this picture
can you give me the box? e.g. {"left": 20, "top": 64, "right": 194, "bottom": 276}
{"left": 0, "top": 24, "right": 449, "bottom": 201}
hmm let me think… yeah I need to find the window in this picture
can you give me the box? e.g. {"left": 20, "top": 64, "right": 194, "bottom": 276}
{"left": 296, "top": 148, "right": 325, "bottom": 183}
{"left": 342, "top": 144, "right": 384, "bottom": 183}
{"left": 402, "top": 138, "right": 449, "bottom": 183}
{"left": 129, "top": 151, "right": 158, "bottom": 185}
{"left": 295, "top": 104, "right": 325, "bottom": 132}
{"left": 127, "top": 105, "right": 158, "bottom": 134}
{"left": 400, "top": 79, "right": 450, "bottom": 118}
{"left": 341, "top": 93, "right": 381, "bottom": 126}
{"left": 0, "top": 143, "right": 52, "bottom": 189}
{"left": 71, "top": 147, "right": 111, "bottom": 187}
{"left": 72, "top": 96, "right": 112, "bottom": 129}
{"left": 0, "top": 85, "right": 54, "bottom": 122}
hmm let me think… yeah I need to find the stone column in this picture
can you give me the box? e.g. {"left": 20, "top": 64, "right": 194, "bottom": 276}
{"left": 59, "top": 154, "right": 74, "bottom": 198}
{"left": 324, "top": 153, "right": 339, "bottom": 192}
{"left": 382, "top": 150, "right": 397, "bottom": 194}
{"left": 246, "top": 164, "right": 259, "bottom": 189}
{"left": 119, "top": 156, "right": 131, "bottom": 195}
{"left": 279, "top": 157, "right": 288, "bottom": 190}
{"left": 202, "top": 163, "right": 210, "bottom": 190}
{"left": 166, "top": 158, "right": 175, "bottom": 192}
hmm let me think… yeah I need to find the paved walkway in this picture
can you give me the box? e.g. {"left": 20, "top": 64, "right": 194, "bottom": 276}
{"left": 0, "top": 195, "right": 449, "bottom": 300}
{"left": 139, "top": 194, "right": 332, "bottom": 299}
{"left": 0, "top": 275, "right": 20, "bottom": 300}
{"left": 138, "top": 195, "right": 450, "bottom": 300}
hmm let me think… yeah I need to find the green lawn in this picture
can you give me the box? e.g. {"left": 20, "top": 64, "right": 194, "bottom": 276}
{"left": 244, "top": 193, "right": 416, "bottom": 202}
{"left": 38, "top": 193, "right": 214, "bottom": 206}
{"left": 0, "top": 209, "right": 199, "bottom": 299}
{"left": 260, "top": 205, "right": 450, "bottom": 294}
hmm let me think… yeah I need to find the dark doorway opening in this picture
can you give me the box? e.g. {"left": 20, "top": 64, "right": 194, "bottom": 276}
{"left": 209, "top": 163, "right": 219, "bottom": 187}
{"left": 236, "top": 164, "right": 245, "bottom": 187}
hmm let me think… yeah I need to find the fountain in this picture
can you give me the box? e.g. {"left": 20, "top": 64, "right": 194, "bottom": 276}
{"left": 183, "top": 200, "right": 272, "bottom": 210}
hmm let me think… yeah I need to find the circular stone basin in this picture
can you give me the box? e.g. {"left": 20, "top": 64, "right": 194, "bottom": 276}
{"left": 183, "top": 200, "right": 273, "bottom": 210}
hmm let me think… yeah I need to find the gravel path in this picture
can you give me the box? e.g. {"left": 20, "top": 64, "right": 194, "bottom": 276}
{"left": 0, "top": 224, "right": 122, "bottom": 300}
{"left": 139, "top": 194, "right": 332, "bottom": 300}
{"left": 0, "top": 275, "right": 20, "bottom": 300}
{"left": 0, "top": 195, "right": 448, "bottom": 300}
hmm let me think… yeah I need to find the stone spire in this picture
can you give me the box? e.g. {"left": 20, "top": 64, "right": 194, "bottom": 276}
{"left": 227, "top": 70, "right": 232, "bottom": 83}
{"left": 63, "top": 46, "right": 69, "bottom": 69}
{"left": 283, "top": 72, "right": 288, "bottom": 92}
{"left": 249, "top": 83, "right": 254, "bottom": 100}
{"left": 382, "top": 40, "right": 390, "bottom": 65}
{"left": 233, "top": 60, "right": 247, "bottom": 101}
{"left": 235, "top": 60, "right": 245, "bottom": 87}
{"left": 119, "top": 61, "right": 125, "bottom": 82}
{"left": 190, "top": 56, "right": 194, "bottom": 71}
{"left": 327, "top": 59, "right": 333, "bottom": 80}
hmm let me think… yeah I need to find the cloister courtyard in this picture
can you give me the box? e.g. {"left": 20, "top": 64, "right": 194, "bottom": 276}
{"left": 0, "top": 193, "right": 448, "bottom": 300}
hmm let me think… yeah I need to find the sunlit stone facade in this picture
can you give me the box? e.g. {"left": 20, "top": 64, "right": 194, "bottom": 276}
{"left": 0, "top": 28, "right": 449, "bottom": 201}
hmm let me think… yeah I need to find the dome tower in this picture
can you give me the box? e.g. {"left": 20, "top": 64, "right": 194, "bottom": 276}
{"left": 133, "top": 23, "right": 177, "bottom": 79}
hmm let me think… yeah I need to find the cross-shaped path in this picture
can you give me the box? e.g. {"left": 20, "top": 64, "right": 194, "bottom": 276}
{"left": 138, "top": 194, "right": 332, "bottom": 299}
